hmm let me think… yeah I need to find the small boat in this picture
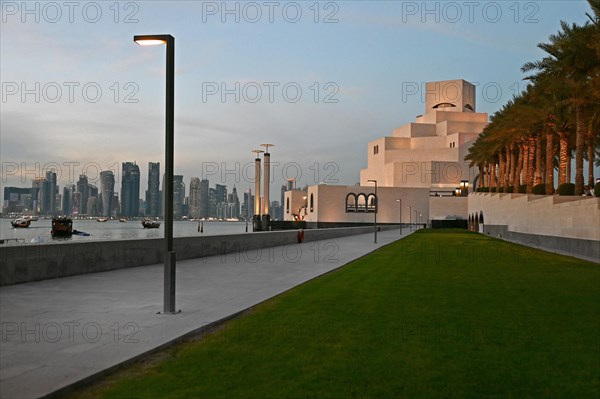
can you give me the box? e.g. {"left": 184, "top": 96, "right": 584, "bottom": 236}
{"left": 142, "top": 218, "right": 160, "bottom": 229}
{"left": 119, "top": 218, "right": 127, "bottom": 222}
{"left": 97, "top": 217, "right": 109, "bottom": 222}
{"left": 52, "top": 217, "right": 73, "bottom": 236}
{"left": 11, "top": 218, "right": 31, "bottom": 228}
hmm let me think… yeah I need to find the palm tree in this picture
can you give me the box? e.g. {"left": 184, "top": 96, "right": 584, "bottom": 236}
{"left": 522, "top": 19, "right": 597, "bottom": 195}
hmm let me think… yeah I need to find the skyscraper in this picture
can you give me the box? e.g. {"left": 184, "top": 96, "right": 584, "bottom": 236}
{"left": 62, "top": 185, "right": 73, "bottom": 215}
{"left": 100, "top": 170, "right": 115, "bottom": 217}
{"left": 121, "top": 162, "right": 140, "bottom": 217}
{"left": 146, "top": 162, "right": 160, "bottom": 217}
{"left": 42, "top": 170, "right": 57, "bottom": 215}
{"left": 31, "top": 177, "right": 44, "bottom": 214}
{"left": 173, "top": 175, "right": 185, "bottom": 219}
{"left": 189, "top": 177, "right": 202, "bottom": 218}
{"left": 199, "top": 179, "right": 209, "bottom": 218}
{"left": 76, "top": 174, "right": 89, "bottom": 214}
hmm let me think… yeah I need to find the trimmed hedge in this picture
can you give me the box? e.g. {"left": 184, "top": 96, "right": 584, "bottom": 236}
{"left": 595, "top": 182, "right": 600, "bottom": 197}
{"left": 558, "top": 183, "right": 575, "bottom": 196}
{"left": 518, "top": 184, "right": 527, "bottom": 194}
{"left": 533, "top": 184, "right": 546, "bottom": 195}
{"left": 505, "top": 186, "right": 514, "bottom": 193}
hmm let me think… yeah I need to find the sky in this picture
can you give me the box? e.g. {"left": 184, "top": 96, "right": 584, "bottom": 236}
{"left": 1, "top": 0, "right": 598, "bottom": 205}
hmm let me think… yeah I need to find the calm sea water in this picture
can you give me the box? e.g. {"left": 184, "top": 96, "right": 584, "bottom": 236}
{"left": 0, "top": 219, "right": 252, "bottom": 245}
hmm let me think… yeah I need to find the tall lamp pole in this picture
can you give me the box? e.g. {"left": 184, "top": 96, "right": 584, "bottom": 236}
{"left": 134, "top": 34, "right": 177, "bottom": 314}
{"left": 408, "top": 205, "right": 412, "bottom": 231}
{"left": 367, "top": 179, "right": 377, "bottom": 243}
{"left": 260, "top": 144, "right": 274, "bottom": 230}
{"left": 252, "top": 149, "right": 264, "bottom": 231}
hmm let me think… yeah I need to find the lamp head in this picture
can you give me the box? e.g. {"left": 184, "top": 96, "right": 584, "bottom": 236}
{"left": 134, "top": 34, "right": 173, "bottom": 46}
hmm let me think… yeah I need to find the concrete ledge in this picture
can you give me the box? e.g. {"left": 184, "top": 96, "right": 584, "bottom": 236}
{"left": 483, "top": 224, "right": 600, "bottom": 263}
{"left": 0, "top": 226, "right": 399, "bottom": 286}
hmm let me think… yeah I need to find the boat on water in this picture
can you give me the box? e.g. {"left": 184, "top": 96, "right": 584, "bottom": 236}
{"left": 52, "top": 217, "right": 73, "bottom": 236}
{"left": 97, "top": 217, "right": 109, "bottom": 222}
{"left": 11, "top": 218, "right": 31, "bottom": 228}
{"left": 141, "top": 218, "right": 161, "bottom": 229}
{"left": 119, "top": 218, "right": 127, "bottom": 222}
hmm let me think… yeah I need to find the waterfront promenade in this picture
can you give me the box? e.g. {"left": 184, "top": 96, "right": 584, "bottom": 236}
{"left": 0, "top": 229, "right": 412, "bottom": 398}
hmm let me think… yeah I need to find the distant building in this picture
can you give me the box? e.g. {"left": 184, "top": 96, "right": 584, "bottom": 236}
{"left": 121, "top": 162, "right": 140, "bottom": 217}
{"left": 146, "top": 162, "right": 160, "bottom": 217}
{"left": 62, "top": 185, "right": 74, "bottom": 215}
{"left": 173, "top": 175, "right": 185, "bottom": 219}
{"left": 76, "top": 174, "right": 89, "bottom": 214}
{"left": 2, "top": 187, "right": 32, "bottom": 213}
{"left": 199, "top": 179, "right": 209, "bottom": 218}
{"left": 100, "top": 170, "right": 115, "bottom": 217}
{"left": 189, "top": 177, "right": 202, "bottom": 218}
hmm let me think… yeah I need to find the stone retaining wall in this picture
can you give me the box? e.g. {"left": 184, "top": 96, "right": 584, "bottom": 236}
{"left": 0, "top": 226, "right": 398, "bottom": 286}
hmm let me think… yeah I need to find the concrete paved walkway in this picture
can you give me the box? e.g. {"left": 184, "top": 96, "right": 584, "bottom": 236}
{"left": 0, "top": 229, "right": 413, "bottom": 398}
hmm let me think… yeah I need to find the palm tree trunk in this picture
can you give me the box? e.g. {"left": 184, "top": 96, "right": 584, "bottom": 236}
{"left": 575, "top": 105, "right": 585, "bottom": 195}
{"left": 535, "top": 131, "right": 543, "bottom": 186}
{"left": 558, "top": 131, "right": 569, "bottom": 185}
{"left": 588, "top": 125, "right": 595, "bottom": 187}
{"left": 509, "top": 143, "right": 516, "bottom": 189}
{"left": 546, "top": 130, "right": 555, "bottom": 194}
{"left": 514, "top": 142, "right": 524, "bottom": 192}
{"left": 527, "top": 137, "right": 536, "bottom": 193}
{"left": 491, "top": 162, "right": 497, "bottom": 190}
{"left": 566, "top": 150, "right": 571, "bottom": 183}
{"left": 498, "top": 154, "right": 505, "bottom": 191}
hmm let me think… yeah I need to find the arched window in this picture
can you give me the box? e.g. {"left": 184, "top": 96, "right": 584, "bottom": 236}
{"left": 464, "top": 104, "right": 474, "bottom": 111}
{"left": 345, "top": 193, "right": 357, "bottom": 212}
{"left": 367, "top": 194, "right": 377, "bottom": 213}
{"left": 310, "top": 193, "right": 314, "bottom": 212}
{"left": 286, "top": 197, "right": 290, "bottom": 214}
{"left": 357, "top": 193, "right": 367, "bottom": 212}
{"left": 432, "top": 102, "right": 456, "bottom": 109}
{"left": 479, "top": 211, "right": 484, "bottom": 224}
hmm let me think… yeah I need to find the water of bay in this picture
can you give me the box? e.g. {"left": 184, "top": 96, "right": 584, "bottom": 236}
{"left": 0, "top": 219, "right": 252, "bottom": 245}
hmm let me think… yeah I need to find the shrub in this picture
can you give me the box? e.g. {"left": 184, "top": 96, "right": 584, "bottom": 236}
{"left": 533, "top": 184, "right": 546, "bottom": 195}
{"left": 594, "top": 182, "right": 600, "bottom": 197}
{"left": 497, "top": 187, "right": 504, "bottom": 193}
{"left": 557, "top": 183, "right": 575, "bottom": 196}
{"left": 491, "top": 187, "right": 497, "bottom": 193}
{"left": 518, "top": 184, "right": 527, "bottom": 193}
{"left": 505, "top": 186, "right": 514, "bottom": 193}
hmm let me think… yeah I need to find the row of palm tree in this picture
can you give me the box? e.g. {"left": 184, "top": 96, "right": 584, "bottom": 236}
{"left": 466, "top": 0, "right": 600, "bottom": 195}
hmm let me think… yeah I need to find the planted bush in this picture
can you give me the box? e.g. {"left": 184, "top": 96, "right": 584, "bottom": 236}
{"left": 557, "top": 183, "right": 575, "bottom": 196}
{"left": 533, "top": 184, "right": 546, "bottom": 195}
{"left": 505, "top": 186, "right": 514, "bottom": 193}
{"left": 594, "top": 182, "right": 600, "bottom": 197}
{"left": 518, "top": 184, "right": 527, "bottom": 193}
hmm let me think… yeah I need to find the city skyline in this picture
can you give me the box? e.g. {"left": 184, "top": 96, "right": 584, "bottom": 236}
{"left": 2, "top": 1, "right": 597, "bottom": 206}
{"left": 3, "top": 162, "right": 285, "bottom": 220}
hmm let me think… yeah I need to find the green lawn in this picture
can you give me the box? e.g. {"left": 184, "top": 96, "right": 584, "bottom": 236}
{"left": 70, "top": 230, "right": 600, "bottom": 399}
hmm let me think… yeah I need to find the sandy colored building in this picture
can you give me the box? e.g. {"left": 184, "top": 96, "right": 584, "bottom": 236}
{"left": 285, "top": 79, "right": 488, "bottom": 226}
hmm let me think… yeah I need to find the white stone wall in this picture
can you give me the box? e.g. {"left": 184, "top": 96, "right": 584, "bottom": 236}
{"left": 468, "top": 193, "right": 600, "bottom": 241}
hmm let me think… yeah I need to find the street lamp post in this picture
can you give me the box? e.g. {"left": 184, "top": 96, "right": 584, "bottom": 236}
{"left": 408, "top": 205, "right": 412, "bottom": 231}
{"left": 260, "top": 144, "right": 274, "bottom": 230}
{"left": 414, "top": 210, "right": 418, "bottom": 229}
{"left": 396, "top": 198, "right": 402, "bottom": 235}
{"left": 367, "top": 179, "right": 377, "bottom": 243}
{"left": 134, "top": 34, "right": 177, "bottom": 314}
{"left": 252, "top": 149, "right": 264, "bottom": 231}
